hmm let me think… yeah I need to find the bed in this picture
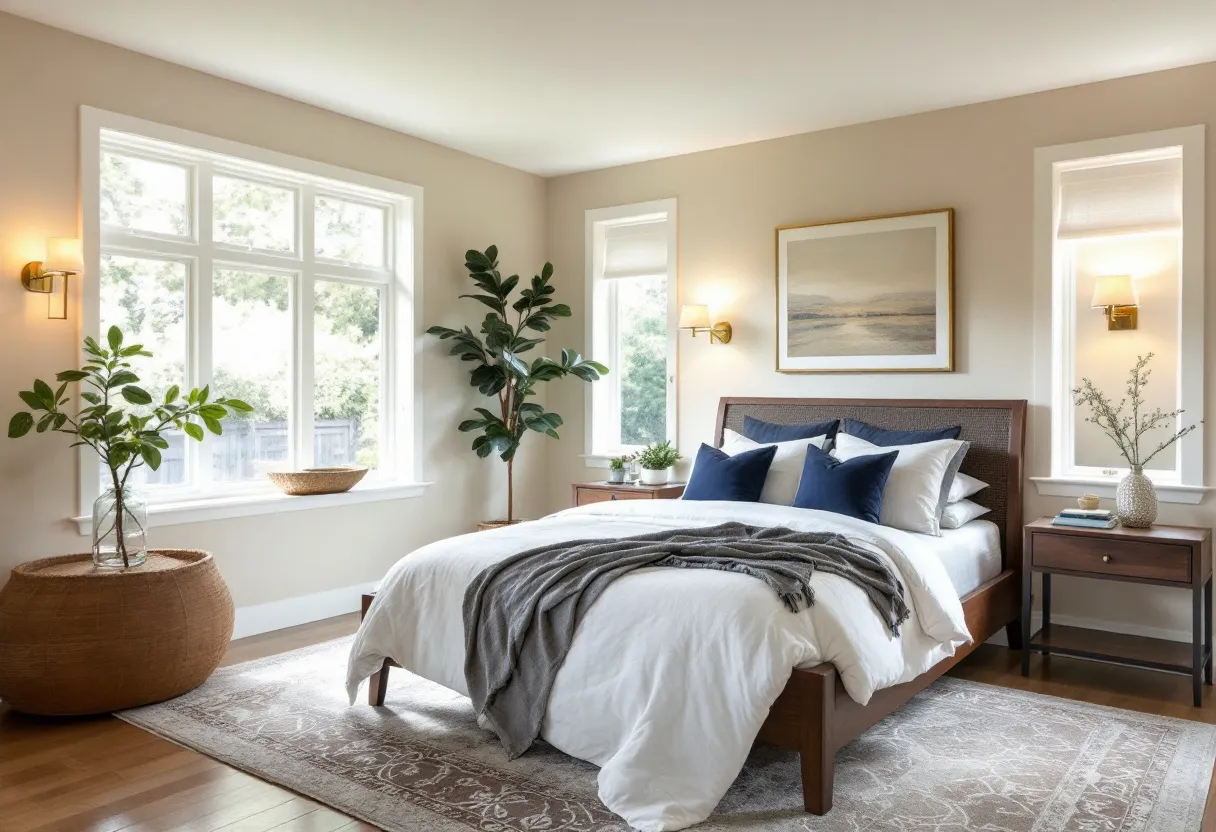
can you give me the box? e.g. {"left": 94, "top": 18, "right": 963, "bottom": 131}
{"left": 349, "top": 397, "right": 1026, "bottom": 830}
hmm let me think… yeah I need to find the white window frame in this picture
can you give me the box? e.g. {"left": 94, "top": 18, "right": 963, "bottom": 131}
{"left": 584, "top": 199, "right": 679, "bottom": 463}
{"left": 1030, "top": 126, "right": 1207, "bottom": 504}
{"left": 75, "top": 107, "right": 428, "bottom": 532}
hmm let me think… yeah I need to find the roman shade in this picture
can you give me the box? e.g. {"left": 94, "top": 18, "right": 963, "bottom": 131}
{"left": 602, "top": 218, "right": 668, "bottom": 279}
{"left": 1056, "top": 156, "right": 1182, "bottom": 239}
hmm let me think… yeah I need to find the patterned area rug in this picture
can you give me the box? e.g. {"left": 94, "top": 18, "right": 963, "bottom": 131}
{"left": 118, "top": 638, "right": 1215, "bottom": 831}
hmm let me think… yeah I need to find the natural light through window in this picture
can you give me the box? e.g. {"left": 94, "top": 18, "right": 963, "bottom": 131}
{"left": 81, "top": 108, "right": 422, "bottom": 523}
{"left": 586, "top": 201, "right": 677, "bottom": 457}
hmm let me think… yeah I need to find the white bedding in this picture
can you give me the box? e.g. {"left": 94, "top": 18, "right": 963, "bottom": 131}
{"left": 346, "top": 500, "right": 971, "bottom": 832}
{"left": 928, "top": 518, "right": 1002, "bottom": 595}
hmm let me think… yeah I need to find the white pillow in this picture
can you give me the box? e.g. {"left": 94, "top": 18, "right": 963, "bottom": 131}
{"left": 948, "top": 472, "right": 988, "bottom": 504}
{"left": 940, "top": 499, "right": 992, "bottom": 529}
{"left": 721, "top": 428, "right": 826, "bottom": 506}
{"left": 832, "top": 433, "right": 970, "bottom": 536}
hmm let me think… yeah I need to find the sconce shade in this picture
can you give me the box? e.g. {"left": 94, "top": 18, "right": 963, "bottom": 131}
{"left": 44, "top": 237, "right": 83, "bottom": 273}
{"left": 678, "top": 304, "right": 710, "bottom": 330}
{"left": 1091, "top": 274, "right": 1136, "bottom": 309}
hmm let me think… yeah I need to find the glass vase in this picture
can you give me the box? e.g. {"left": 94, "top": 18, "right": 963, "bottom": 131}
{"left": 93, "top": 486, "right": 149, "bottom": 568}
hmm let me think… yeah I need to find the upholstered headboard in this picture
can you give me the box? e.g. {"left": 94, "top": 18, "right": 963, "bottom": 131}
{"left": 715, "top": 397, "right": 1027, "bottom": 570}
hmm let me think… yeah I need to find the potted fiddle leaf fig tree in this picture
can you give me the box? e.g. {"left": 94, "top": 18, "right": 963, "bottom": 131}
{"left": 8, "top": 325, "right": 252, "bottom": 567}
{"left": 428, "top": 246, "right": 608, "bottom": 526}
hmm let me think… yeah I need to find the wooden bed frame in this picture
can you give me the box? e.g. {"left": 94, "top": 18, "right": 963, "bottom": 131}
{"left": 362, "top": 396, "right": 1027, "bottom": 817}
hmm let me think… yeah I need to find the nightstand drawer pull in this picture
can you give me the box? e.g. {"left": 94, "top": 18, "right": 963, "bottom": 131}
{"left": 1102, "top": 555, "right": 1111, "bottom": 563}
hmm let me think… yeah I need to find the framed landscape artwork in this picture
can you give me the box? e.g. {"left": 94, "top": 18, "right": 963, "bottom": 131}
{"left": 776, "top": 209, "right": 954, "bottom": 373}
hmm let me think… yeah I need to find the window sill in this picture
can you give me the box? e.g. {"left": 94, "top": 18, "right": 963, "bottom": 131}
{"left": 72, "top": 479, "right": 433, "bottom": 535}
{"left": 1030, "top": 476, "right": 1210, "bottom": 505}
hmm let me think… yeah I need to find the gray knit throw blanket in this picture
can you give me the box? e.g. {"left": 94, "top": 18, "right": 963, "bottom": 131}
{"left": 463, "top": 521, "right": 910, "bottom": 758}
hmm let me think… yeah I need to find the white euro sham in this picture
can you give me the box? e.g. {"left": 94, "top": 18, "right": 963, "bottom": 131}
{"left": 718, "top": 428, "right": 825, "bottom": 505}
{"left": 833, "top": 433, "right": 969, "bottom": 536}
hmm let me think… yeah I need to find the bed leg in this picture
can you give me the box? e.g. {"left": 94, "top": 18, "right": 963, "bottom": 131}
{"left": 799, "top": 667, "right": 835, "bottom": 815}
{"left": 1004, "top": 620, "right": 1024, "bottom": 650}
{"left": 368, "top": 659, "right": 390, "bottom": 707}
{"left": 360, "top": 593, "right": 390, "bottom": 707}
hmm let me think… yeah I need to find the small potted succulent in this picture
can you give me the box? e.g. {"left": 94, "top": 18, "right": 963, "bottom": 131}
{"left": 608, "top": 453, "right": 634, "bottom": 484}
{"left": 636, "top": 440, "right": 681, "bottom": 486}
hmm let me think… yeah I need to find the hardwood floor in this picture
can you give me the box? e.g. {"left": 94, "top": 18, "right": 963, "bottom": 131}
{"left": 2, "top": 615, "right": 1213, "bottom": 831}
{"left": 0, "top": 614, "right": 370, "bottom": 832}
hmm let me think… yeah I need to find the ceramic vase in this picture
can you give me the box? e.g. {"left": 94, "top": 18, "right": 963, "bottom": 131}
{"left": 1115, "top": 465, "right": 1157, "bottom": 528}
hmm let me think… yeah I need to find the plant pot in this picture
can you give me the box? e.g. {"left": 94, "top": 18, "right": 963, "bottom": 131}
{"left": 608, "top": 468, "right": 627, "bottom": 483}
{"left": 477, "top": 520, "right": 526, "bottom": 532}
{"left": 0, "top": 550, "right": 233, "bottom": 715}
{"left": 1116, "top": 465, "right": 1157, "bottom": 528}
{"left": 639, "top": 467, "right": 671, "bottom": 486}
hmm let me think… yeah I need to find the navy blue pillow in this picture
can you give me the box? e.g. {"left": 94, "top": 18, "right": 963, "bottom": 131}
{"left": 682, "top": 443, "right": 778, "bottom": 502}
{"left": 742, "top": 416, "right": 839, "bottom": 444}
{"left": 793, "top": 444, "right": 898, "bottom": 524}
{"left": 841, "top": 418, "right": 961, "bottom": 446}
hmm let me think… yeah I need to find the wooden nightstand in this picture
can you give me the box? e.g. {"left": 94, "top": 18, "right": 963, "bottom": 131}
{"left": 572, "top": 481, "right": 685, "bottom": 506}
{"left": 1022, "top": 517, "right": 1213, "bottom": 706}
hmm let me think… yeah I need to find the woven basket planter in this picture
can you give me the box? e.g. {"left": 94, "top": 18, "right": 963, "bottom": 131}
{"left": 0, "top": 549, "right": 233, "bottom": 715}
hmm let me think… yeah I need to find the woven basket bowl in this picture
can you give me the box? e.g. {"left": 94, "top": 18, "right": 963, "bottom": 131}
{"left": 267, "top": 466, "right": 368, "bottom": 496}
{"left": 0, "top": 550, "right": 233, "bottom": 715}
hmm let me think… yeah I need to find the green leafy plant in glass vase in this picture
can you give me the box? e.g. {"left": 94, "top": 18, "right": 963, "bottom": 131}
{"left": 428, "top": 246, "right": 608, "bottom": 525}
{"left": 8, "top": 326, "right": 252, "bottom": 567}
{"left": 636, "top": 440, "right": 681, "bottom": 486}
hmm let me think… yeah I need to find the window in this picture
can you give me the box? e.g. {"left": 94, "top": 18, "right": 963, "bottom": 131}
{"left": 79, "top": 108, "right": 423, "bottom": 524}
{"left": 1032, "top": 127, "right": 1205, "bottom": 503}
{"left": 585, "top": 200, "right": 678, "bottom": 457}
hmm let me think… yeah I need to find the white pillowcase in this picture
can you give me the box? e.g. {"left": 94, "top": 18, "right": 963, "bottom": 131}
{"left": 720, "top": 428, "right": 826, "bottom": 505}
{"left": 940, "top": 499, "right": 992, "bottom": 529}
{"left": 948, "top": 472, "right": 988, "bottom": 504}
{"left": 832, "top": 433, "right": 970, "bottom": 536}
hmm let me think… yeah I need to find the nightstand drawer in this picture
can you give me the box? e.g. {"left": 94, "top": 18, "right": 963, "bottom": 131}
{"left": 1031, "top": 533, "right": 1191, "bottom": 583}
{"left": 575, "top": 488, "right": 653, "bottom": 506}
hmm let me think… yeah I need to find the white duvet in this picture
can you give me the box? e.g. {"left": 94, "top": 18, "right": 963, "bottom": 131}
{"left": 346, "top": 500, "right": 971, "bottom": 831}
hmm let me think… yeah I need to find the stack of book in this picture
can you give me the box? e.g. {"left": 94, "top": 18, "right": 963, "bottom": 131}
{"left": 1051, "top": 508, "right": 1117, "bottom": 529}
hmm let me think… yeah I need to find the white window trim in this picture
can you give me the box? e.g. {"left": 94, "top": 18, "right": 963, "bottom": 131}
{"left": 76, "top": 106, "right": 429, "bottom": 531}
{"left": 583, "top": 199, "right": 679, "bottom": 465}
{"left": 1030, "top": 125, "right": 1207, "bottom": 503}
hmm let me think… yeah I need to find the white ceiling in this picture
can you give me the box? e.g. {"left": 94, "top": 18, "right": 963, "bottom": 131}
{"left": 5, "top": 1, "right": 1216, "bottom": 176}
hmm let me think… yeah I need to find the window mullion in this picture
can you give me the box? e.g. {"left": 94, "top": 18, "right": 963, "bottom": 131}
{"left": 194, "top": 161, "right": 215, "bottom": 491}
{"left": 297, "top": 185, "right": 317, "bottom": 468}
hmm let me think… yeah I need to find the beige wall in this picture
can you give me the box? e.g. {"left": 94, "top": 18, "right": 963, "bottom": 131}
{"left": 0, "top": 13, "right": 549, "bottom": 610}
{"left": 1073, "top": 234, "right": 1180, "bottom": 472}
{"left": 545, "top": 61, "right": 1216, "bottom": 639}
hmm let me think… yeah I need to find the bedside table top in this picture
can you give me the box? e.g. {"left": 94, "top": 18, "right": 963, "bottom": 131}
{"left": 574, "top": 481, "right": 687, "bottom": 489}
{"left": 1026, "top": 517, "right": 1211, "bottom": 545}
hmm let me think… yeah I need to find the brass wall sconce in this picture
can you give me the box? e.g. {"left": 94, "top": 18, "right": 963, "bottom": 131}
{"left": 1090, "top": 274, "right": 1138, "bottom": 331}
{"left": 22, "top": 237, "right": 83, "bottom": 320}
{"left": 678, "top": 304, "right": 732, "bottom": 344}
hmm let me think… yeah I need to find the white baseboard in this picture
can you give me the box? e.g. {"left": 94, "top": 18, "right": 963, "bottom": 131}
{"left": 986, "top": 611, "right": 1191, "bottom": 647}
{"left": 232, "top": 581, "right": 377, "bottom": 640}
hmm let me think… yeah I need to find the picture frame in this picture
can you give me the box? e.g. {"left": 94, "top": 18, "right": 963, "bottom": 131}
{"left": 775, "top": 208, "right": 954, "bottom": 373}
